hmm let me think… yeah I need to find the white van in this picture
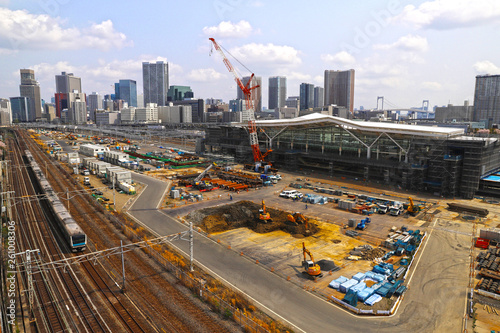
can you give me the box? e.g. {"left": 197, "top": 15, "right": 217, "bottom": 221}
{"left": 279, "top": 190, "right": 298, "bottom": 198}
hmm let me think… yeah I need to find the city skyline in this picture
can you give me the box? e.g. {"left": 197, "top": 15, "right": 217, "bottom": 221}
{"left": 0, "top": 1, "right": 500, "bottom": 109}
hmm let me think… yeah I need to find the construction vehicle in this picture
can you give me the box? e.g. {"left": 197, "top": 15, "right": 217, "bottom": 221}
{"left": 258, "top": 200, "right": 271, "bottom": 223}
{"left": 287, "top": 212, "right": 310, "bottom": 233}
{"left": 377, "top": 204, "right": 388, "bottom": 214}
{"left": 389, "top": 201, "right": 403, "bottom": 216}
{"left": 209, "top": 37, "right": 273, "bottom": 170}
{"left": 192, "top": 163, "right": 217, "bottom": 191}
{"left": 302, "top": 242, "right": 322, "bottom": 278}
{"left": 407, "top": 197, "right": 420, "bottom": 216}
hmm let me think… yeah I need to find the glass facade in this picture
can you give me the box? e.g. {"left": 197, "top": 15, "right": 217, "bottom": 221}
{"left": 118, "top": 80, "right": 137, "bottom": 107}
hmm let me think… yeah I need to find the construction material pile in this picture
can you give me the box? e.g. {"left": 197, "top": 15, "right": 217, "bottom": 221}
{"left": 349, "top": 245, "right": 386, "bottom": 260}
{"left": 185, "top": 200, "right": 319, "bottom": 237}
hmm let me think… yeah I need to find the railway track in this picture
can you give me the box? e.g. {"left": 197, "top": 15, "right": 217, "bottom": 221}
{"left": 7, "top": 131, "right": 109, "bottom": 332}
{"left": 18, "top": 128, "right": 234, "bottom": 332}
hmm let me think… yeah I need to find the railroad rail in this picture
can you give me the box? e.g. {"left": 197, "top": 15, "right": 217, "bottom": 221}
{"left": 16, "top": 128, "right": 231, "bottom": 332}
{"left": 7, "top": 131, "right": 109, "bottom": 332}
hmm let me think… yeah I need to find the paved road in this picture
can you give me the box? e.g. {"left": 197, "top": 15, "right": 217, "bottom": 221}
{"left": 129, "top": 173, "right": 469, "bottom": 333}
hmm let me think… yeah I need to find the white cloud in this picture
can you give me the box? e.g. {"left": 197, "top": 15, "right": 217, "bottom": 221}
{"left": 473, "top": 60, "right": 500, "bottom": 74}
{"left": 392, "top": 0, "right": 500, "bottom": 29}
{"left": 421, "top": 81, "right": 443, "bottom": 90}
{"left": 202, "top": 20, "right": 253, "bottom": 39}
{"left": 187, "top": 68, "right": 224, "bottom": 82}
{"left": 229, "top": 43, "right": 301, "bottom": 67}
{"left": 373, "top": 35, "right": 429, "bottom": 52}
{"left": 0, "top": 8, "right": 132, "bottom": 51}
{"left": 321, "top": 51, "right": 356, "bottom": 67}
{"left": 251, "top": 1, "right": 264, "bottom": 7}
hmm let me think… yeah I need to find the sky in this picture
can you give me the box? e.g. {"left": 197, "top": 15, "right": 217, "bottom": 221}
{"left": 1, "top": 0, "right": 500, "bottom": 110}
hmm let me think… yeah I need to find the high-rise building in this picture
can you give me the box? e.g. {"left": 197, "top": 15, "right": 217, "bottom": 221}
{"left": 55, "top": 72, "right": 81, "bottom": 94}
{"left": 168, "top": 85, "right": 193, "bottom": 101}
{"left": 172, "top": 99, "right": 205, "bottom": 123}
{"left": 158, "top": 104, "right": 192, "bottom": 123}
{"left": 0, "top": 98, "right": 12, "bottom": 125}
{"left": 229, "top": 99, "right": 247, "bottom": 112}
{"left": 299, "top": 83, "right": 315, "bottom": 111}
{"left": 324, "top": 69, "right": 355, "bottom": 113}
{"left": 44, "top": 103, "right": 57, "bottom": 122}
{"left": 10, "top": 97, "right": 30, "bottom": 122}
{"left": 54, "top": 72, "right": 82, "bottom": 118}
{"left": 237, "top": 76, "right": 262, "bottom": 112}
{"left": 142, "top": 61, "right": 169, "bottom": 106}
{"left": 68, "top": 96, "right": 87, "bottom": 124}
{"left": 268, "top": 76, "right": 286, "bottom": 110}
{"left": 87, "top": 92, "right": 103, "bottom": 123}
{"left": 286, "top": 96, "right": 300, "bottom": 110}
{"left": 117, "top": 80, "right": 137, "bottom": 107}
{"left": 314, "top": 86, "right": 324, "bottom": 108}
{"left": 473, "top": 74, "right": 500, "bottom": 127}
{"left": 19, "top": 69, "right": 42, "bottom": 119}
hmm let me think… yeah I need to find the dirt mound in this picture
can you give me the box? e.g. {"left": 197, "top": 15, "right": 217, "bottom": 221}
{"left": 186, "top": 200, "right": 319, "bottom": 237}
{"left": 317, "top": 259, "right": 340, "bottom": 272}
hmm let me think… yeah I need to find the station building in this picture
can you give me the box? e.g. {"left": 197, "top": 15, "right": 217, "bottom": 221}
{"left": 204, "top": 113, "right": 500, "bottom": 199}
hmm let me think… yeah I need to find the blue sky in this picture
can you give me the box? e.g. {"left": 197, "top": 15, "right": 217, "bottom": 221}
{"left": 1, "top": 0, "right": 500, "bottom": 110}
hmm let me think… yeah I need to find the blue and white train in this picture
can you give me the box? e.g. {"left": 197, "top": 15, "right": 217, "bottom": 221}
{"left": 25, "top": 150, "right": 87, "bottom": 252}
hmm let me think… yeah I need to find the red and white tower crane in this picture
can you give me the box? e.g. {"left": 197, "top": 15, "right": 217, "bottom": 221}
{"left": 209, "top": 38, "right": 269, "bottom": 165}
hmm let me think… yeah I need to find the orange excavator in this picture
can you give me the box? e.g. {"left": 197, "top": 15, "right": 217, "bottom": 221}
{"left": 302, "top": 242, "right": 322, "bottom": 278}
{"left": 258, "top": 200, "right": 271, "bottom": 223}
{"left": 287, "top": 212, "right": 310, "bottom": 233}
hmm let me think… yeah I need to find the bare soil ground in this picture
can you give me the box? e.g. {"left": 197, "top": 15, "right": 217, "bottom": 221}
{"left": 185, "top": 200, "right": 320, "bottom": 237}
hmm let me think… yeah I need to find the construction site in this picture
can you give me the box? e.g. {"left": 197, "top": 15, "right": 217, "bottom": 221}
{"left": 204, "top": 115, "right": 500, "bottom": 200}
{"left": 14, "top": 37, "right": 500, "bottom": 332}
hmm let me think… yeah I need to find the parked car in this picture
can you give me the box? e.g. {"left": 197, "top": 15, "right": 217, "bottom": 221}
{"left": 290, "top": 192, "right": 304, "bottom": 200}
{"left": 279, "top": 190, "right": 298, "bottom": 198}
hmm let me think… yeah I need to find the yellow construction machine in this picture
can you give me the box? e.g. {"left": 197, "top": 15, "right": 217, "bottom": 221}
{"left": 287, "top": 212, "right": 310, "bottom": 233}
{"left": 258, "top": 200, "right": 271, "bottom": 223}
{"left": 407, "top": 197, "right": 421, "bottom": 216}
{"left": 302, "top": 242, "right": 322, "bottom": 278}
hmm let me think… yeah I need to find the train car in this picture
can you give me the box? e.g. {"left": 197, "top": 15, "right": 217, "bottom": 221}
{"left": 24, "top": 150, "right": 87, "bottom": 252}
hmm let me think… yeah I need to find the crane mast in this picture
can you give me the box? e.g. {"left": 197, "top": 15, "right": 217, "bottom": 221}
{"left": 209, "top": 37, "right": 265, "bottom": 164}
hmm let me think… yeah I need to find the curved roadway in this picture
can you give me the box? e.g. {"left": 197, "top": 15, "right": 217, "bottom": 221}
{"left": 128, "top": 173, "right": 469, "bottom": 333}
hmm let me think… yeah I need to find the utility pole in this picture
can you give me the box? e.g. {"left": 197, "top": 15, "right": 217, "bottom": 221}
{"left": 120, "top": 240, "right": 126, "bottom": 292}
{"left": 112, "top": 178, "right": 116, "bottom": 211}
{"left": 189, "top": 222, "right": 194, "bottom": 272}
{"left": 66, "top": 188, "right": 70, "bottom": 213}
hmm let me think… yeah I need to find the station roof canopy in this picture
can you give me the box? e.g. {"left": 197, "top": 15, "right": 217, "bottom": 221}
{"left": 234, "top": 113, "right": 465, "bottom": 138}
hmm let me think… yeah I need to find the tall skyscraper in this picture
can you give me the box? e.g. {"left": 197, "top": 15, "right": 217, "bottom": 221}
{"left": 324, "top": 69, "right": 355, "bottom": 113}
{"left": 142, "top": 61, "right": 169, "bottom": 106}
{"left": 19, "top": 69, "right": 42, "bottom": 119}
{"left": 117, "top": 80, "right": 137, "bottom": 107}
{"left": 299, "top": 83, "right": 315, "bottom": 110}
{"left": 268, "top": 76, "right": 287, "bottom": 110}
{"left": 473, "top": 74, "right": 500, "bottom": 126}
{"left": 87, "top": 92, "right": 103, "bottom": 123}
{"left": 10, "top": 97, "right": 30, "bottom": 122}
{"left": 55, "top": 72, "right": 81, "bottom": 94}
{"left": 237, "top": 76, "right": 262, "bottom": 112}
{"left": 54, "top": 72, "right": 82, "bottom": 118}
{"left": 314, "top": 86, "right": 324, "bottom": 108}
